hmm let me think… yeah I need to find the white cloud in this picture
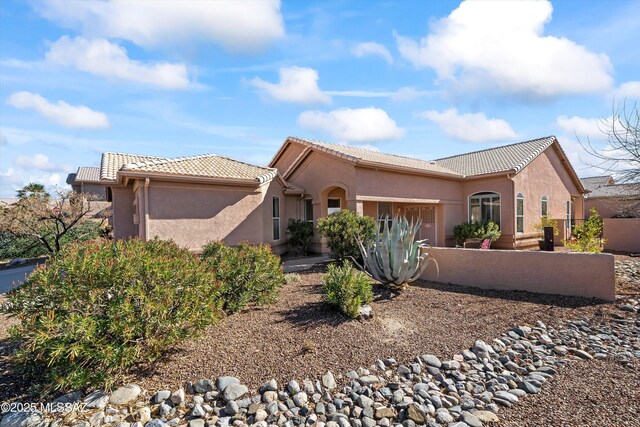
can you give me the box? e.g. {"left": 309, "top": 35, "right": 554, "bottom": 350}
{"left": 325, "top": 86, "right": 435, "bottom": 102}
{"left": 352, "top": 42, "right": 393, "bottom": 64}
{"left": 395, "top": 0, "right": 613, "bottom": 98}
{"left": 298, "top": 107, "right": 405, "bottom": 143}
{"left": 556, "top": 115, "right": 605, "bottom": 139}
{"left": 6, "top": 91, "right": 110, "bottom": 129}
{"left": 34, "top": 0, "right": 284, "bottom": 53}
{"left": 615, "top": 81, "right": 640, "bottom": 99}
{"left": 46, "top": 36, "right": 191, "bottom": 89}
{"left": 14, "top": 153, "right": 70, "bottom": 172}
{"left": 248, "top": 67, "right": 331, "bottom": 104}
{"left": 419, "top": 108, "right": 518, "bottom": 143}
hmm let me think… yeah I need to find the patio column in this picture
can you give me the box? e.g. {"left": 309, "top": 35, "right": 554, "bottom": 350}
{"left": 347, "top": 199, "right": 364, "bottom": 216}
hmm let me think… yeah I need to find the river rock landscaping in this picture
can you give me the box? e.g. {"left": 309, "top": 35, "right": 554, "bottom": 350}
{"left": 1, "top": 256, "right": 638, "bottom": 426}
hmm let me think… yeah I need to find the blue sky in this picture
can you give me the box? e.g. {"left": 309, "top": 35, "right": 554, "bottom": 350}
{"left": 1, "top": 0, "right": 639, "bottom": 197}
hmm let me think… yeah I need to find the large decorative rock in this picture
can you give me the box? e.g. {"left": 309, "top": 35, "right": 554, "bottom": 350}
{"left": 223, "top": 383, "right": 248, "bottom": 401}
{"left": 83, "top": 391, "right": 110, "bottom": 410}
{"left": 322, "top": 371, "right": 336, "bottom": 390}
{"left": 0, "top": 412, "right": 45, "bottom": 427}
{"left": 110, "top": 384, "right": 141, "bottom": 405}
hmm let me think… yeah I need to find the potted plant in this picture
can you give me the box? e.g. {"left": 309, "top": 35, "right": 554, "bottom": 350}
{"left": 533, "top": 217, "right": 559, "bottom": 250}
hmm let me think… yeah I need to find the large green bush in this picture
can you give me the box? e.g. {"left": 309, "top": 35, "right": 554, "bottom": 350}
{"left": 202, "top": 241, "right": 284, "bottom": 313}
{"left": 565, "top": 208, "right": 605, "bottom": 253}
{"left": 322, "top": 261, "right": 373, "bottom": 319}
{"left": 316, "top": 210, "right": 376, "bottom": 262}
{"left": 1, "top": 239, "right": 223, "bottom": 393}
{"left": 453, "top": 221, "right": 501, "bottom": 246}
{"left": 286, "top": 218, "right": 314, "bottom": 256}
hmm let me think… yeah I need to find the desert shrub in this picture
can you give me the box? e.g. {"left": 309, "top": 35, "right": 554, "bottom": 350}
{"left": 453, "top": 221, "right": 501, "bottom": 246}
{"left": 286, "top": 219, "right": 314, "bottom": 255}
{"left": 202, "top": 241, "right": 284, "bottom": 313}
{"left": 565, "top": 208, "right": 605, "bottom": 253}
{"left": 322, "top": 261, "right": 373, "bottom": 319}
{"left": 533, "top": 216, "right": 559, "bottom": 237}
{"left": 284, "top": 273, "right": 302, "bottom": 285}
{"left": 1, "top": 238, "right": 223, "bottom": 393}
{"left": 316, "top": 210, "right": 376, "bottom": 262}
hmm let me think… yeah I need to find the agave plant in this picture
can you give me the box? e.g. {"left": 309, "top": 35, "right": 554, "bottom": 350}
{"left": 356, "top": 215, "right": 437, "bottom": 287}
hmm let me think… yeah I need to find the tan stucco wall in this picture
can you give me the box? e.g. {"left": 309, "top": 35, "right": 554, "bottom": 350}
{"left": 272, "top": 142, "right": 307, "bottom": 174}
{"left": 586, "top": 198, "right": 639, "bottom": 219}
{"left": 604, "top": 218, "right": 640, "bottom": 253}
{"left": 138, "top": 179, "right": 287, "bottom": 253}
{"left": 75, "top": 183, "right": 107, "bottom": 199}
{"left": 111, "top": 186, "right": 137, "bottom": 239}
{"left": 512, "top": 148, "right": 584, "bottom": 247}
{"left": 423, "top": 247, "right": 615, "bottom": 301}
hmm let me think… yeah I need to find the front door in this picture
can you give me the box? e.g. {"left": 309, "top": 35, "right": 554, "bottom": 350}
{"left": 404, "top": 206, "right": 437, "bottom": 246}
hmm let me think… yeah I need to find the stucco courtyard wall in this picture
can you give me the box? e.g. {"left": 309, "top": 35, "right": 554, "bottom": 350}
{"left": 604, "top": 218, "right": 640, "bottom": 253}
{"left": 422, "top": 247, "right": 615, "bottom": 301}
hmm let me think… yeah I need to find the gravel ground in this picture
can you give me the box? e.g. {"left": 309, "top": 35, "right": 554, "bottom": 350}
{"left": 128, "top": 266, "right": 612, "bottom": 393}
{"left": 498, "top": 358, "right": 640, "bottom": 426}
{"left": 0, "top": 255, "right": 637, "bottom": 427}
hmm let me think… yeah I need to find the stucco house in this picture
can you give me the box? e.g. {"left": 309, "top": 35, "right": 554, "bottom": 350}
{"left": 101, "top": 135, "right": 586, "bottom": 252}
{"left": 67, "top": 166, "right": 108, "bottom": 200}
{"left": 582, "top": 175, "right": 640, "bottom": 218}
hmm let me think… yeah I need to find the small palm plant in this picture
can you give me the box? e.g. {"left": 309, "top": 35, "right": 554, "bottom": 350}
{"left": 356, "top": 215, "right": 437, "bottom": 288}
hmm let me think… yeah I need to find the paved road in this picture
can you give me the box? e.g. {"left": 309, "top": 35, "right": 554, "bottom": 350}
{"left": 0, "top": 264, "right": 38, "bottom": 294}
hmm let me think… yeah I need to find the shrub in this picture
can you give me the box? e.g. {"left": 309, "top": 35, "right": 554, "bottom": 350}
{"left": 284, "top": 273, "right": 302, "bottom": 285}
{"left": 533, "top": 216, "right": 559, "bottom": 237}
{"left": 1, "top": 238, "right": 223, "bottom": 393}
{"left": 316, "top": 210, "right": 376, "bottom": 262}
{"left": 286, "top": 219, "right": 314, "bottom": 256}
{"left": 453, "top": 221, "right": 501, "bottom": 246}
{"left": 322, "top": 261, "right": 373, "bottom": 319}
{"left": 565, "top": 208, "right": 605, "bottom": 253}
{"left": 202, "top": 241, "right": 284, "bottom": 313}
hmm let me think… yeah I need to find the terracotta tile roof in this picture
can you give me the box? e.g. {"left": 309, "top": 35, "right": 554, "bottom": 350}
{"left": 101, "top": 152, "right": 166, "bottom": 182}
{"left": 434, "top": 136, "right": 556, "bottom": 176}
{"left": 581, "top": 175, "right": 615, "bottom": 191}
{"left": 102, "top": 152, "right": 277, "bottom": 184}
{"left": 286, "top": 136, "right": 461, "bottom": 177}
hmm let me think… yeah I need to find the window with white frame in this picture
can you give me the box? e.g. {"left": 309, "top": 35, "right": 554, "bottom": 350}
{"left": 469, "top": 192, "right": 500, "bottom": 225}
{"left": 516, "top": 193, "right": 524, "bottom": 233}
{"left": 541, "top": 196, "right": 548, "bottom": 218}
{"left": 304, "top": 199, "right": 313, "bottom": 224}
{"left": 327, "top": 198, "right": 341, "bottom": 215}
{"left": 272, "top": 196, "right": 280, "bottom": 240}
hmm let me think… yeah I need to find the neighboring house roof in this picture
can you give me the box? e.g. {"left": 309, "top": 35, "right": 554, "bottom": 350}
{"left": 434, "top": 136, "right": 556, "bottom": 176}
{"left": 585, "top": 183, "right": 640, "bottom": 199}
{"left": 277, "top": 136, "right": 462, "bottom": 177}
{"left": 102, "top": 152, "right": 278, "bottom": 184}
{"left": 67, "top": 166, "right": 102, "bottom": 185}
{"left": 581, "top": 175, "right": 615, "bottom": 191}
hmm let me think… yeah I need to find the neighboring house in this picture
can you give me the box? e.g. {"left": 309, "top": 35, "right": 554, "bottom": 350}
{"left": 582, "top": 175, "right": 640, "bottom": 218}
{"left": 67, "top": 166, "right": 108, "bottom": 200}
{"left": 102, "top": 135, "right": 586, "bottom": 252}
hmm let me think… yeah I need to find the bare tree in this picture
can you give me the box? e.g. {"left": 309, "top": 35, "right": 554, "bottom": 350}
{"left": 580, "top": 100, "right": 640, "bottom": 184}
{"left": 0, "top": 186, "right": 100, "bottom": 254}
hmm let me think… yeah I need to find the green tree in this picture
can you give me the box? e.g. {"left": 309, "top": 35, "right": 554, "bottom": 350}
{"left": 16, "top": 182, "right": 50, "bottom": 199}
{"left": 565, "top": 208, "right": 605, "bottom": 253}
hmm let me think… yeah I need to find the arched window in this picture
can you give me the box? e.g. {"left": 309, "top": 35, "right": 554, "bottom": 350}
{"left": 541, "top": 196, "right": 548, "bottom": 218}
{"left": 469, "top": 192, "right": 500, "bottom": 225}
{"left": 516, "top": 193, "right": 524, "bottom": 233}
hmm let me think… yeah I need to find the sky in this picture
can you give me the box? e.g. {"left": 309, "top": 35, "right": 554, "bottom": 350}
{"left": 1, "top": 0, "right": 639, "bottom": 198}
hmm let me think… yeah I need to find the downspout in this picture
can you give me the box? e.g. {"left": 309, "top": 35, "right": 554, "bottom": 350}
{"left": 144, "top": 178, "right": 150, "bottom": 240}
{"left": 507, "top": 172, "right": 516, "bottom": 249}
